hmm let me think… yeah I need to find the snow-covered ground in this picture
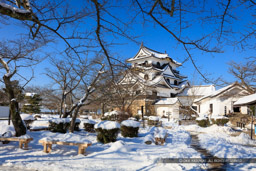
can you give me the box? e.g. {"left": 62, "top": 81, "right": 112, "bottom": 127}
{"left": 1, "top": 115, "right": 256, "bottom": 171}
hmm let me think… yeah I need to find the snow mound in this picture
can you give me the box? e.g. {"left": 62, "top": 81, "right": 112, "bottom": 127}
{"left": 148, "top": 116, "right": 159, "bottom": 121}
{"left": 0, "top": 124, "right": 15, "bottom": 136}
{"left": 18, "top": 134, "right": 32, "bottom": 139}
{"left": 154, "top": 129, "right": 167, "bottom": 139}
{"left": 143, "top": 134, "right": 154, "bottom": 144}
{"left": 94, "top": 121, "right": 120, "bottom": 130}
{"left": 49, "top": 118, "right": 80, "bottom": 124}
{"left": 21, "top": 114, "right": 35, "bottom": 121}
{"left": 234, "top": 133, "right": 252, "bottom": 145}
{"left": 203, "top": 124, "right": 235, "bottom": 134}
{"left": 30, "top": 120, "right": 49, "bottom": 129}
{"left": 81, "top": 119, "right": 97, "bottom": 125}
{"left": 106, "top": 140, "right": 130, "bottom": 153}
{"left": 121, "top": 120, "right": 140, "bottom": 128}
{"left": 39, "top": 133, "right": 91, "bottom": 144}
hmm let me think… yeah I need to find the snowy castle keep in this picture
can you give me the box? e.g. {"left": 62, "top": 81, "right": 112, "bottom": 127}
{"left": 121, "top": 43, "right": 189, "bottom": 117}
{"left": 126, "top": 43, "right": 188, "bottom": 97}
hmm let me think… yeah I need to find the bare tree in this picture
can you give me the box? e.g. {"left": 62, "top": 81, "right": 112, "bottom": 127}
{"left": 69, "top": 63, "right": 106, "bottom": 132}
{"left": 45, "top": 54, "right": 89, "bottom": 118}
{"left": 0, "top": 38, "right": 46, "bottom": 136}
{"left": 228, "top": 58, "right": 256, "bottom": 94}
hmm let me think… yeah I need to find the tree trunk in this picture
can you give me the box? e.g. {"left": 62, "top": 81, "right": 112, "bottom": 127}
{"left": 69, "top": 106, "right": 81, "bottom": 133}
{"left": 3, "top": 76, "right": 26, "bottom": 136}
{"left": 101, "top": 103, "right": 105, "bottom": 116}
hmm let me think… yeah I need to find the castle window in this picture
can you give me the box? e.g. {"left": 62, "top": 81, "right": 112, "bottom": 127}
{"left": 166, "top": 79, "right": 170, "bottom": 83}
{"left": 144, "top": 74, "right": 149, "bottom": 80}
{"left": 174, "top": 80, "right": 178, "bottom": 85}
{"left": 144, "top": 61, "right": 148, "bottom": 66}
{"left": 157, "top": 62, "right": 161, "bottom": 67}
{"left": 136, "top": 90, "right": 141, "bottom": 95}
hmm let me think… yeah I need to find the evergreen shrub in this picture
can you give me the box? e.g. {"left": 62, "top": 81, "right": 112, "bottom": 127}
{"left": 49, "top": 118, "right": 80, "bottom": 133}
{"left": 95, "top": 121, "right": 120, "bottom": 143}
{"left": 95, "top": 128, "right": 120, "bottom": 144}
{"left": 120, "top": 120, "right": 140, "bottom": 137}
{"left": 211, "top": 118, "right": 229, "bottom": 126}
{"left": 196, "top": 119, "right": 210, "bottom": 127}
{"left": 83, "top": 120, "right": 96, "bottom": 132}
{"left": 120, "top": 125, "right": 139, "bottom": 137}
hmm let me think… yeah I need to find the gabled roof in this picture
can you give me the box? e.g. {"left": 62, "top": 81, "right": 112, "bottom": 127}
{"left": 178, "top": 85, "right": 215, "bottom": 97}
{"left": 126, "top": 43, "right": 181, "bottom": 66}
{"left": 194, "top": 82, "right": 246, "bottom": 103}
{"left": 234, "top": 93, "right": 256, "bottom": 106}
{"left": 154, "top": 97, "right": 180, "bottom": 105}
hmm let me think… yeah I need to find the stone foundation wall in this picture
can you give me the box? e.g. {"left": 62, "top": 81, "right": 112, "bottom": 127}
{"left": 127, "top": 99, "right": 156, "bottom": 116}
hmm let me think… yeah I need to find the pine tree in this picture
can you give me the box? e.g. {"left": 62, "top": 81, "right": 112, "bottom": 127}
{"left": 22, "top": 93, "right": 42, "bottom": 114}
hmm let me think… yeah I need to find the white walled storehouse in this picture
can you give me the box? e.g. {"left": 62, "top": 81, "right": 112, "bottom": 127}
{"left": 194, "top": 82, "right": 250, "bottom": 117}
{"left": 153, "top": 97, "right": 181, "bottom": 119}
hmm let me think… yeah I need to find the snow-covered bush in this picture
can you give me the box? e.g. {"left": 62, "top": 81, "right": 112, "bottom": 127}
{"left": 95, "top": 121, "right": 120, "bottom": 144}
{"left": 120, "top": 120, "right": 140, "bottom": 137}
{"left": 134, "top": 115, "right": 140, "bottom": 121}
{"left": 196, "top": 118, "right": 210, "bottom": 127}
{"left": 21, "top": 114, "right": 35, "bottom": 129}
{"left": 148, "top": 116, "right": 160, "bottom": 126}
{"left": 102, "top": 111, "right": 129, "bottom": 122}
{"left": 211, "top": 116, "right": 229, "bottom": 126}
{"left": 34, "top": 114, "right": 41, "bottom": 120}
{"left": 144, "top": 134, "right": 154, "bottom": 145}
{"left": 49, "top": 118, "right": 80, "bottom": 133}
{"left": 82, "top": 119, "right": 96, "bottom": 132}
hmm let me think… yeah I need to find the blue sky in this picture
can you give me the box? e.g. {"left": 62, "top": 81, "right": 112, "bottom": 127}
{"left": 0, "top": 0, "right": 255, "bottom": 88}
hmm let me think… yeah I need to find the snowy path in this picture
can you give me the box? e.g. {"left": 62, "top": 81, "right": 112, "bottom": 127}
{"left": 0, "top": 166, "right": 37, "bottom": 171}
{"left": 190, "top": 133, "right": 227, "bottom": 171}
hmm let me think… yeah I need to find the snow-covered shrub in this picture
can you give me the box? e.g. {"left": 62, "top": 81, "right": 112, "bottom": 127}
{"left": 148, "top": 116, "right": 160, "bottom": 126}
{"left": 95, "top": 121, "right": 120, "bottom": 144}
{"left": 49, "top": 118, "right": 80, "bottom": 133}
{"left": 211, "top": 116, "right": 229, "bottom": 126}
{"left": 144, "top": 134, "right": 154, "bottom": 145}
{"left": 134, "top": 115, "right": 140, "bottom": 121}
{"left": 21, "top": 114, "right": 35, "bottom": 129}
{"left": 34, "top": 114, "right": 41, "bottom": 120}
{"left": 196, "top": 118, "right": 210, "bottom": 127}
{"left": 120, "top": 120, "right": 140, "bottom": 137}
{"left": 102, "top": 111, "right": 129, "bottom": 122}
{"left": 82, "top": 119, "right": 96, "bottom": 132}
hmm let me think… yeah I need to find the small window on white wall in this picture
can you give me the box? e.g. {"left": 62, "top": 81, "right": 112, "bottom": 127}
{"left": 144, "top": 74, "right": 149, "bottom": 80}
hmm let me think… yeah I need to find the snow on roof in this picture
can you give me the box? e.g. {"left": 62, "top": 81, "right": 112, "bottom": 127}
{"left": 179, "top": 85, "right": 215, "bottom": 96}
{"left": 195, "top": 83, "right": 240, "bottom": 102}
{"left": 126, "top": 44, "right": 181, "bottom": 66}
{"left": 234, "top": 93, "right": 256, "bottom": 106}
{"left": 154, "top": 98, "right": 180, "bottom": 105}
{"left": 121, "top": 120, "right": 140, "bottom": 128}
{"left": 25, "top": 92, "right": 37, "bottom": 97}
{"left": 94, "top": 121, "right": 120, "bottom": 130}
